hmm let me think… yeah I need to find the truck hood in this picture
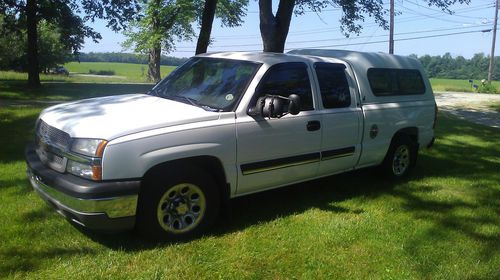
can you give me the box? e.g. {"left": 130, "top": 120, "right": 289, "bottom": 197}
{"left": 40, "top": 94, "right": 220, "bottom": 140}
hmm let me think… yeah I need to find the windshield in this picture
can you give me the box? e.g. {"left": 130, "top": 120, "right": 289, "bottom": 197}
{"left": 148, "top": 57, "right": 261, "bottom": 112}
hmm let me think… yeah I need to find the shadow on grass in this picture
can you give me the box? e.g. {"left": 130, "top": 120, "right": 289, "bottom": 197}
{"left": 0, "top": 108, "right": 41, "bottom": 163}
{"left": 0, "top": 246, "right": 96, "bottom": 276}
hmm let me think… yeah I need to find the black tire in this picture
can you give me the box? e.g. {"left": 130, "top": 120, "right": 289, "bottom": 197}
{"left": 380, "top": 134, "right": 418, "bottom": 178}
{"left": 136, "top": 165, "right": 220, "bottom": 241}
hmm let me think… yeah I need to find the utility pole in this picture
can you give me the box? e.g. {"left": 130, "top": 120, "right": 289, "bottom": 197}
{"left": 389, "top": 0, "right": 394, "bottom": 54}
{"left": 488, "top": 0, "right": 499, "bottom": 83}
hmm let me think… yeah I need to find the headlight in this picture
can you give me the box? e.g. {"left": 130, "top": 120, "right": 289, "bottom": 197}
{"left": 67, "top": 138, "right": 107, "bottom": 180}
{"left": 71, "top": 138, "right": 108, "bottom": 157}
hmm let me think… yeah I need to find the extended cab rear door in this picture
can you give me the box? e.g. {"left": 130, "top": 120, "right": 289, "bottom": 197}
{"left": 313, "top": 62, "right": 363, "bottom": 176}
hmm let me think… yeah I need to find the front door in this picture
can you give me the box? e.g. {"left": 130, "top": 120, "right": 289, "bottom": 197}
{"left": 236, "top": 62, "right": 322, "bottom": 195}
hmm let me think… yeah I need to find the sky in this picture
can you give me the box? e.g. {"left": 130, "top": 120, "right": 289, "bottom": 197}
{"left": 82, "top": 0, "right": 498, "bottom": 59}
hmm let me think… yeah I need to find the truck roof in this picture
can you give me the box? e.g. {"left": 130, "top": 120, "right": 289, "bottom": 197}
{"left": 199, "top": 49, "right": 423, "bottom": 70}
{"left": 288, "top": 49, "right": 423, "bottom": 70}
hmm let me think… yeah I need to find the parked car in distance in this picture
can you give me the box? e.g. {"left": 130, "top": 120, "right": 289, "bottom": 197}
{"left": 51, "top": 66, "right": 69, "bottom": 76}
{"left": 25, "top": 50, "right": 436, "bottom": 240}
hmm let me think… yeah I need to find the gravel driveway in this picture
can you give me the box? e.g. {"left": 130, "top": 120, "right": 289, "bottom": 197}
{"left": 434, "top": 91, "right": 500, "bottom": 128}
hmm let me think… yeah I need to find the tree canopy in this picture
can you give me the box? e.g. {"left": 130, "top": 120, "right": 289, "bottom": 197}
{"left": 0, "top": 0, "right": 140, "bottom": 87}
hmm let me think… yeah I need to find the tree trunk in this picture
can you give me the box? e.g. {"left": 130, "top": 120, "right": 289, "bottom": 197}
{"left": 26, "top": 0, "right": 41, "bottom": 87}
{"left": 148, "top": 0, "right": 161, "bottom": 83}
{"left": 259, "top": 0, "right": 295, "bottom": 53}
{"left": 148, "top": 46, "right": 161, "bottom": 83}
{"left": 195, "top": 0, "right": 218, "bottom": 55}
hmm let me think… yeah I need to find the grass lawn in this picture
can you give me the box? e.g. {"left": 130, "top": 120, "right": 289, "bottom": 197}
{"left": 0, "top": 96, "right": 498, "bottom": 278}
{"left": 64, "top": 62, "right": 176, "bottom": 82}
{"left": 430, "top": 78, "right": 500, "bottom": 93}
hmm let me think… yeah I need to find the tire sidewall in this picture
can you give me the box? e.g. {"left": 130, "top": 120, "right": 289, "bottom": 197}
{"left": 136, "top": 165, "right": 220, "bottom": 241}
{"left": 382, "top": 135, "right": 417, "bottom": 178}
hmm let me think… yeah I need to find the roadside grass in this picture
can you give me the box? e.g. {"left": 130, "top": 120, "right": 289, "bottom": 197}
{"left": 489, "top": 102, "right": 500, "bottom": 112}
{"left": 431, "top": 78, "right": 500, "bottom": 93}
{"left": 0, "top": 101, "right": 498, "bottom": 279}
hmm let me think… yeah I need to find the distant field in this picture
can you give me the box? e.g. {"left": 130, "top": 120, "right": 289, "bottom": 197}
{"left": 0, "top": 62, "right": 175, "bottom": 84}
{"left": 430, "top": 78, "right": 500, "bottom": 93}
{"left": 64, "top": 62, "right": 176, "bottom": 82}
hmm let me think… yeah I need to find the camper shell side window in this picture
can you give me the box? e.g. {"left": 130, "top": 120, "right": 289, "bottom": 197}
{"left": 367, "top": 68, "right": 426, "bottom": 96}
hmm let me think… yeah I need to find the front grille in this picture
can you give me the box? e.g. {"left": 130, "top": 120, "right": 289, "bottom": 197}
{"left": 36, "top": 120, "right": 71, "bottom": 151}
{"left": 36, "top": 120, "right": 70, "bottom": 173}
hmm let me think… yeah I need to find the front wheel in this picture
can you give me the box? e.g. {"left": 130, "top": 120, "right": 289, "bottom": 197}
{"left": 136, "top": 166, "right": 220, "bottom": 241}
{"left": 381, "top": 135, "right": 418, "bottom": 178}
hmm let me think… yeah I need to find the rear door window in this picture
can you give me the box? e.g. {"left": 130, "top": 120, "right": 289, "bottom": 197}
{"left": 314, "top": 63, "right": 351, "bottom": 108}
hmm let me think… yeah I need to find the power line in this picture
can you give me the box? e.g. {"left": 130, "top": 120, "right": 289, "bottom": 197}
{"left": 289, "top": 29, "right": 491, "bottom": 49}
{"left": 174, "top": 25, "right": 491, "bottom": 50}
{"left": 212, "top": 3, "right": 494, "bottom": 40}
{"left": 172, "top": 29, "right": 492, "bottom": 53}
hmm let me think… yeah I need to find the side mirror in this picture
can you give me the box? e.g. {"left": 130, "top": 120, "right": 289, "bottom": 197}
{"left": 249, "top": 94, "right": 301, "bottom": 118}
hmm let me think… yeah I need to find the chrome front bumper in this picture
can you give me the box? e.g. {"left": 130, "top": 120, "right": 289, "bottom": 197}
{"left": 25, "top": 143, "right": 139, "bottom": 231}
{"left": 27, "top": 168, "right": 138, "bottom": 219}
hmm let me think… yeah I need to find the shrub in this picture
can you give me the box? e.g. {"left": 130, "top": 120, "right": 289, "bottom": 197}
{"left": 477, "top": 83, "right": 497, "bottom": 94}
{"left": 88, "top": 69, "right": 115, "bottom": 76}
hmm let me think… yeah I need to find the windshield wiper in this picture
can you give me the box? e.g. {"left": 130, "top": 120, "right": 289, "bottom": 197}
{"left": 166, "top": 95, "right": 221, "bottom": 112}
{"left": 169, "top": 95, "right": 200, "bottom": 107}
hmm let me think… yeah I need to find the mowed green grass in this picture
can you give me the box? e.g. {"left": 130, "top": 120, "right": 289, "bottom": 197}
{"left": 0, "top": 62, "right": 175, "bottom": 84}
{"left": 430, "top": 78, "right": 500, "bottom": 93}
{"left": 0, "top": 100, "right": 498, "bottom": 278}
{"left": 64, "top": 62, "right": 176, "bottom": 82}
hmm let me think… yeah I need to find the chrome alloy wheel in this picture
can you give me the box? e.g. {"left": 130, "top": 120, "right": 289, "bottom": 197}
{"left": 157, "top": 183, "right": 206, "bottom": 234}
{"left": 392, "top": 145, "right": 410, "bottom": 176}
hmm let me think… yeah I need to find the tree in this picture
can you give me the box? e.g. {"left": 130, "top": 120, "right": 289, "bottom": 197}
{"left": 1, "top": 0, "right": 140, "bottom": 87}
{"left": 0, "top": 14, "right": 25, "bottom": 70}
{"left": 1, "top": 16, "right": 74, "bottom": 72}
{"left": 195, "top": 0, "right": 248, "bottom": 55}
{"left": 123, "top": 0, "right": 196, "bottom": 82}
{"left": 258, "top": 0, "right": 470, "bottom": 53}
{"left": 38, "top": 21, "right": 73, "bottom": 73}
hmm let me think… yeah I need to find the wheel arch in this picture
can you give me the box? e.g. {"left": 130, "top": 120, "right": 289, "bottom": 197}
{"left": 141, "top": 156, "right": 230, "bottom": 202}
{"left": 392, "top": 127, "right": 419, "bottom": 145}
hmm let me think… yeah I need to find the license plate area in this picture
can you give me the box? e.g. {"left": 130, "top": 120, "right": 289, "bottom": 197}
{"left": 36, "top": 139, "right": 67, "bottom": 173}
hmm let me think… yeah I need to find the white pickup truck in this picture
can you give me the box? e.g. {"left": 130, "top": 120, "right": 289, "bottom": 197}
{"left": 26, "top": 50, "right": 436, "bottom": 239}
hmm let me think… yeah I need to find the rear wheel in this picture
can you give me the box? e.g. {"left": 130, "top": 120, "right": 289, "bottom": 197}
{"left": 381, "top": 135, "right": 418, "bottom": 178}
{"left": 136, "top": 165, "right": 220, "bottom": 240}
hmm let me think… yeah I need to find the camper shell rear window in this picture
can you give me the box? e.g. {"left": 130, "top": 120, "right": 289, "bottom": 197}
{"left": 367, "top": 68, "right": 426, "bottom": 96}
